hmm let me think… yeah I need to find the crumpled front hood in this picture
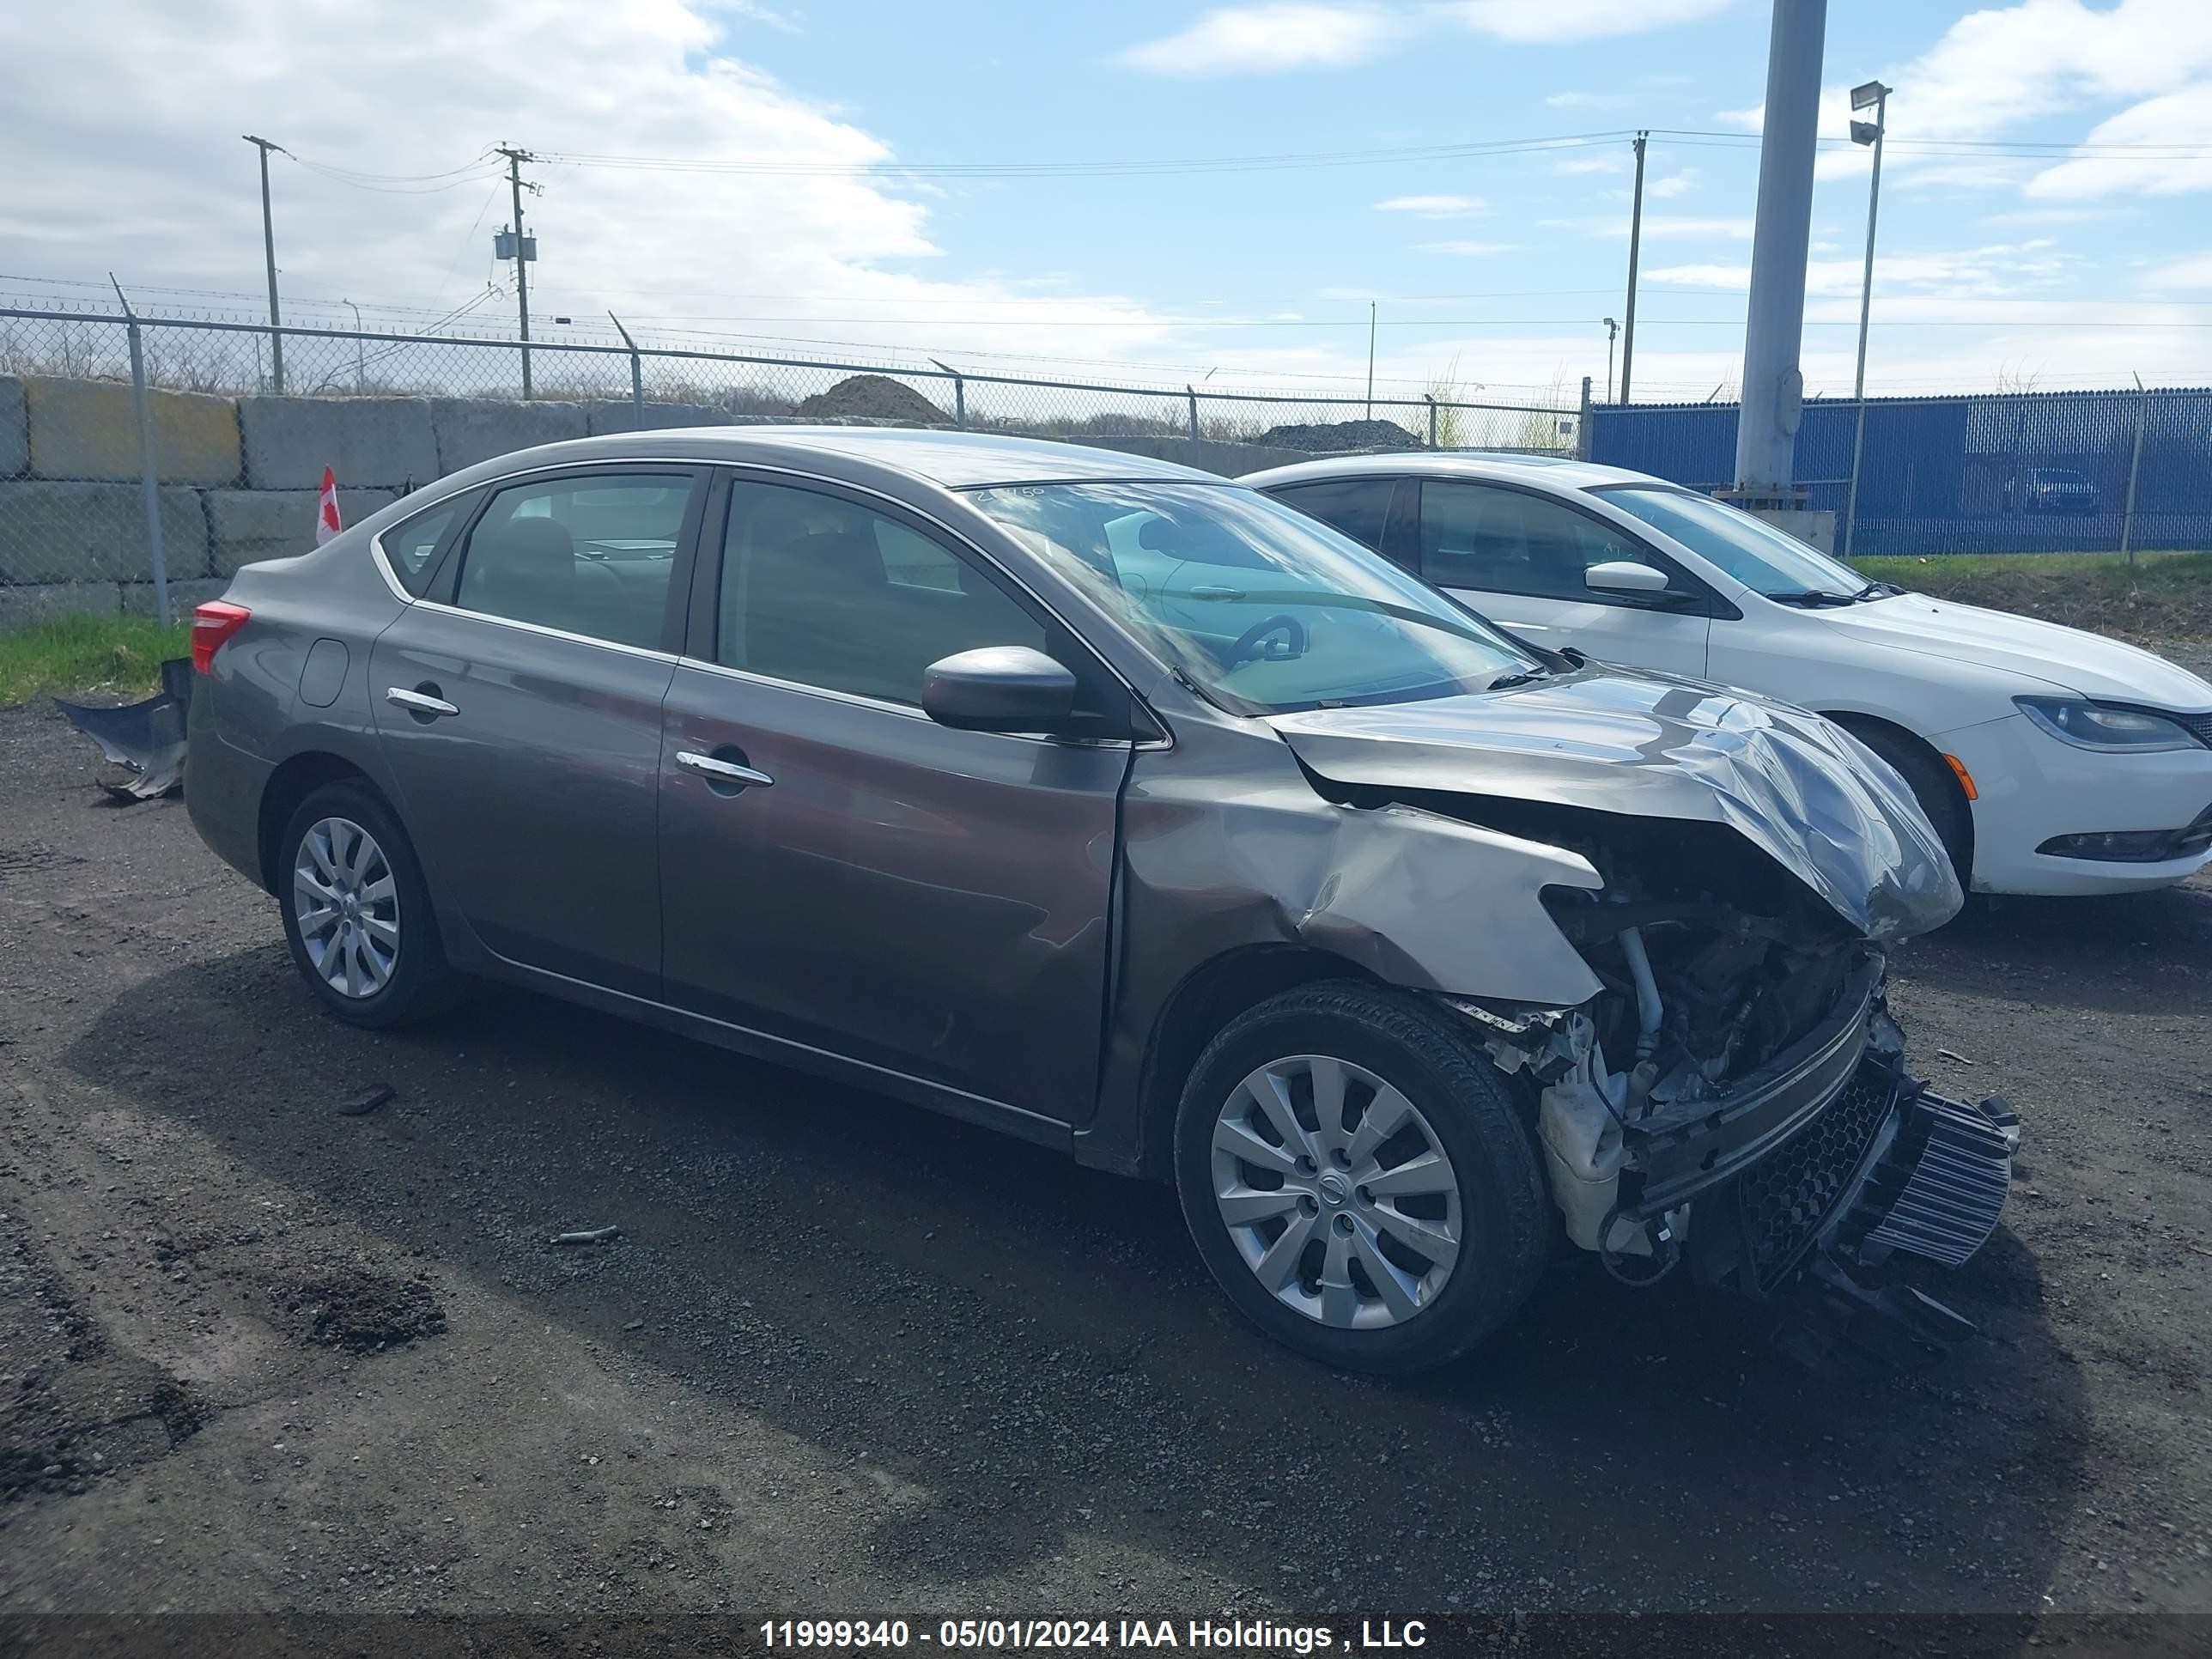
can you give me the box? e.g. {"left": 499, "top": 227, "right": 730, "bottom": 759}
{"left": 1268, "top": 667, "right": 1963, "bottom": 941}
{"left": 1818, "top": 593, "right": 2212, "bottom": 708}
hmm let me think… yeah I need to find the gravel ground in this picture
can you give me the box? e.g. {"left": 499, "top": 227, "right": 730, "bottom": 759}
{"left": 2, "top": 698, "right": 2209, "bottom": 1632}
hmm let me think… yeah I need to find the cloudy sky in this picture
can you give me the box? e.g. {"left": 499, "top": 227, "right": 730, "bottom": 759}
{"left": 3, "top": 0, "right": 2211, "bottom": 404}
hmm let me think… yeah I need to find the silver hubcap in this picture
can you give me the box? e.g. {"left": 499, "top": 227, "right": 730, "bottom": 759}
{"left": 1211, "top": 1054, "right": 1463, "bottom": 1330}
{"left": 293, "top": 817, "right": 399, "bottom": 1000}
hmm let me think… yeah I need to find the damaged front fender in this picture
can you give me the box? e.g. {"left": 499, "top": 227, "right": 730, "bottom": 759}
{"left": 1267, "top": 669, "right": 1965, "bottom": 943}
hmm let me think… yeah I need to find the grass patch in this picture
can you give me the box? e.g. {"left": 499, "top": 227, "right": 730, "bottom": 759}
{"left": 0, "top": 613, "right": 192, "bottom": 708}
{"left": 1850, "top": 550, "right": 2212, "bottom": 644}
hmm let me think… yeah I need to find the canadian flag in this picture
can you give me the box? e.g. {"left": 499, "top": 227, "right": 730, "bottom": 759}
{"left": 314, "top": 465, "right": 343, "bottom": 546}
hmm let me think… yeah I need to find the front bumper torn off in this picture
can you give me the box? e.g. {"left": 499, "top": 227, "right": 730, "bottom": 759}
{"left": 1689, "top": 1062, "right": 2020, "bottom": 1367}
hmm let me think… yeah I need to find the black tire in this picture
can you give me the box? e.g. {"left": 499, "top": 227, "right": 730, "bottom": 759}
{"left": 1173, "top": 980, "right": 1551, "bottom": 1375}
{"left": 1838, "top": 720, "right": 1973, "bottom": 888}
{"left": 277, "top": 779, "right": 457, "bottom": 1030}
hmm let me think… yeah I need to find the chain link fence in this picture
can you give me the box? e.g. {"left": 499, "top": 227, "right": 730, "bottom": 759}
{"left": 1586, "top": 387, "right": 2212, "bottom": 559}
{"left": 0, "top": 302, "right": 1581, "bottom": 627}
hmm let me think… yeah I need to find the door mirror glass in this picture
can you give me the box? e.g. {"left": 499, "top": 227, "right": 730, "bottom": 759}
{"left": 1584, "top": 559, "right": 1673, "bottom": 597}
{"left": 921, "top": 647, "right": 1077, "bottom": 733}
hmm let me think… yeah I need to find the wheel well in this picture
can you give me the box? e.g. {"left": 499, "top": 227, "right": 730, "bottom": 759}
{"left": 256, "top": 752, "right": 375, "bottom": 893}
{"left": 1134, "top": 945, "right": 1374, "bottom": 1181}
{"left": 1820, "top": 711, "right": 1976, "bottom": 873}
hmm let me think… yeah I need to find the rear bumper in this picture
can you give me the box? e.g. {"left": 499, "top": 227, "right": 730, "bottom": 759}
{"left": 185, "top": 717, "right": 275, "bottom": 890}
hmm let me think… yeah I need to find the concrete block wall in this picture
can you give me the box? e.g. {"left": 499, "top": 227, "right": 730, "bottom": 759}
{"left": 0, "top": 374, "right": 1350, "bottom": 626}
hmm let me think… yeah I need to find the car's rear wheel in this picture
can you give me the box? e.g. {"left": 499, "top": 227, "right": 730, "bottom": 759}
{"left": 278, "top": 780, "right": 455, "bottom": 1029}
{"left": 1174, "top": 981, "right": 1550, "bottom": 1374}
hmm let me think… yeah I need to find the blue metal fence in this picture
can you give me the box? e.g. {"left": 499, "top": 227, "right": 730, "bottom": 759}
{"left": 1587, "top": 386, "right": 2212, "bottom": 557}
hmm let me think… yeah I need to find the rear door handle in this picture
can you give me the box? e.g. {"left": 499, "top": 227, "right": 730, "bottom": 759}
{"left": 677, "top": 750, "right": 775, "bottom": 788}
{"left": 386, "top": 686, "right": 459, "bottom": 717}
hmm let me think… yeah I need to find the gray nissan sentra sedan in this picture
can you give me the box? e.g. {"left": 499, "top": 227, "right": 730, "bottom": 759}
{"left": 185, "top": 427, "right": 2017, "bottom": 1372}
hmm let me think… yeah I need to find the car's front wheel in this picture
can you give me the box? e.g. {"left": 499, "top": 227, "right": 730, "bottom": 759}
{"left": 1174, "top": 981, "right": 1551, "bottom": 1374}
{"left": 278, "top": 780, "right": 456, "bottom": 1029}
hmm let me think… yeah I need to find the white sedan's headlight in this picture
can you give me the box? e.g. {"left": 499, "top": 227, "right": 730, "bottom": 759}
{"left": 2016, "top": 696, "right": 2201, "bottom": 753}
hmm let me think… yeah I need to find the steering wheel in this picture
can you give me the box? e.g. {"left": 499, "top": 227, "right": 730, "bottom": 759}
{"left": 1224, "top": 613, "right": 1307, "bottom": 667}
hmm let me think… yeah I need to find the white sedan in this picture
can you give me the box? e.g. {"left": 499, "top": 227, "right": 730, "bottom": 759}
{"left": 1246, "top": 453, "right": 2212, "bottom": 897}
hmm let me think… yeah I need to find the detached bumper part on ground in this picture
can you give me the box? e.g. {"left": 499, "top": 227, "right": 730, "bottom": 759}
{"left": 55, "top": 655, "right": 192, "bottom": 799}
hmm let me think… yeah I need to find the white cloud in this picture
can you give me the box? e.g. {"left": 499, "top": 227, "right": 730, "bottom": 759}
{"left": 1543, "top": 215, "right": 1756, "bottom": 240}
{"left": 1553, "top": 154, "right": 1628, "bottom": 176}
{"left": 2140, "top": 251, "right": 2212, "bottom": 289}
{"left": 1446, "top": 0, "right": 1733, "bottom": 46}
{"left": 0, "top": 0, "right": 1179, "bottom": 368}
{"left": 1546, "top": 90, "right": 1631, "bottom": 110}
{"left": 2027, "top": 85, "right": 2212, "bottom": 198}
{"left": 1644, "top": 169, "right": 1700, "bottom": 199}
{"left": 1376, "top": 194, "right": 1486, "bottom": 217}
{"left": 1644, "top": 240, "right": 2081, "bottom": 301}
{"left": 1417, "top": 240, "right": 1521, "bottom": 256}
{"left": 1119, "top": 3, "right": 1400, "bottom": 76}
{"left": 1125, "top": 0, "right": 1735, "bottom": 77}
{"left": 1729, "top": 2, "right": 2212, "bottom": 138}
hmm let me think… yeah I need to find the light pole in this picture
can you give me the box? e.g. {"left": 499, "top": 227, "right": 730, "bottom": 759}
{"left": 1603, "top": 317, "right": 1619, "bottom": 404}
{"left": 343, "top": 298, "right": 365, "bottom": 393}
{"left": 1841, "top": 78, "right": 1890, "bottom": 560}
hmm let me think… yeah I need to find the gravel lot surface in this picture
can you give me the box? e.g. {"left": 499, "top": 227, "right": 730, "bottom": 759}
{"left": 2, "top": 699, "right": 2209, "bottom": 1631}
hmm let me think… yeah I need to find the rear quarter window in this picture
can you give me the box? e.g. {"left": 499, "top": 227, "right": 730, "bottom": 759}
{"left": 380, "top": 496, "right": 471, "bottom": 595}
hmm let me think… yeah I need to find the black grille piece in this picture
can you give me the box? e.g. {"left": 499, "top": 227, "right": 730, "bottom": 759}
{"left": 2176, "top": 710, "right": 2212, "bottom": 748}
{"left": 1735, "top": 1066, "right": 1899, "bottom": 1292}
{"left": 1863, "top": 1095, "right": 2013, "bottom": 1267}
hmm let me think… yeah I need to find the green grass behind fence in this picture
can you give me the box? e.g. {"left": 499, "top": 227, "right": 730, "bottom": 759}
{"left": 1850, "top": 550, "right": 2212, "bottom": 642}
{"left": 0, "top": 613, "right": 192, "bottom": 708}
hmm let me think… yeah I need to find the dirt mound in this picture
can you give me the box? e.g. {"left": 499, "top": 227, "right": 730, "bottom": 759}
{"left": 1255, "top": 417, "right": 1422, "bottom": 453}
{"left": 794, "top": 374, "right": 951, "bottom": 426}
{"left": 281, "top": 1267, "right": 447, "bottom": 1353}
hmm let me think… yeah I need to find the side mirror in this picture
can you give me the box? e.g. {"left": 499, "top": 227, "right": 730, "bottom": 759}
{"left": 1584, "top": 559, "right": 1674, "bottom": 598}
{"left": 921, "top": 646, "right": 1077, "bottom": 733}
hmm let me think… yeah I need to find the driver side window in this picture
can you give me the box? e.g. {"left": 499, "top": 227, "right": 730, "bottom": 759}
{"left": 1418, "top": 481, "right": 1686, "bottom": 605}
{"left": 716, "top": 480, "right": 1048, "bottom": 708}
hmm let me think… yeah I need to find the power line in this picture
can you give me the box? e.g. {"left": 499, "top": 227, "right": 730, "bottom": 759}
{"left": 532, "top": 131, "right": 1638, "bottom": 179}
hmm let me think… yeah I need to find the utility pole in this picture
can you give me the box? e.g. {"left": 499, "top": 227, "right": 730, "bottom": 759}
{"left": 1618, "top": 131, "right": 1647, "bottom": 404}
{"left": 495, "top": 146, "right": 538, "bottom": 398}
{"left": 1732, "top": 0, "right": 1828, "bottom": 504}
{"left": 1365, "top": 301, "right": 1376, "bottom": 418}
{"left": 1841, "top": 79, "right": 1890, "bottom": 560}
{"left": 242, "top": 135, "right": 288, "bottom": 393}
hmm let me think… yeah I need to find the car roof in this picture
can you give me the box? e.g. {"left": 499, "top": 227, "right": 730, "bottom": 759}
{"left": 434, "top": 425, "right": 1236, "bottom": 493}
{"left": 1238, "top": 451, "right": 1666, "bottom": 493}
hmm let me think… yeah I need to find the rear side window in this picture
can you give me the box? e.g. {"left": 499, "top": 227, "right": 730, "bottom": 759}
{"left": 1268, "top": 478, "right": 1393, "bottom": 551}
{"left": 450, "top": 471, "right": 696, "bottom": 649}
{"left": 381, "top": 497, "right": 468, "bottom": 595}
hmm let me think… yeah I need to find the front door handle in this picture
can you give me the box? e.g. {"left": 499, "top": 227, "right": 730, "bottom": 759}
{"left": 676, "top": 750, "right": 775, "bottom": 788}
{"left": 386, "top": 686, "right": 459, "bottom": 718}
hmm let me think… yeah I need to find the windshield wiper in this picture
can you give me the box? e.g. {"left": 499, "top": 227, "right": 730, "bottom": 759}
{"left": 1765, "top": 589, "right": 1860, "bottom": 608}
{"left": 1486, "top": 669, "right": 1549, "bottom": 690}
{"left": 1852, "top": 580, "right": 1902, "bottom": 600}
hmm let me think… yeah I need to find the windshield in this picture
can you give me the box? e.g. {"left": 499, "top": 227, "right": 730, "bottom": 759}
{"left": 965, "top": 482, "right": 1537, "bottom": 715}
{"left": 1595, "top": 484, "right": 1874, "bottom": 600}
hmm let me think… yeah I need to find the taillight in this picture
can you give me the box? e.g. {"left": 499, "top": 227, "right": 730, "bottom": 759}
{"left": 191, "top": 601, "right": 252, "bottom": 674}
